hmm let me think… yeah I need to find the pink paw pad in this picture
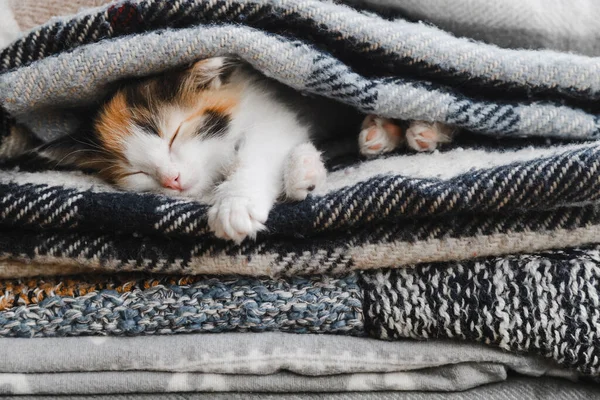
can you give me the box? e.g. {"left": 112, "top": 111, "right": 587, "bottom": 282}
{"left": 406, "top": 121, "right": 454, "bottom": 152}
{"left": 359, "top": 115, "right": 404, "bottom": 156}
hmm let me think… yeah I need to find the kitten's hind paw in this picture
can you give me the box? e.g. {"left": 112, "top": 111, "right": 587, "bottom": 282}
{"left": 284, "top": 142, "right": 326, "bottom": 201}
{"left": 359, "top": 115, "right": 404, "bottom": 157}
{"left": 406, "top": 121, "right": 454, "bottom": 152}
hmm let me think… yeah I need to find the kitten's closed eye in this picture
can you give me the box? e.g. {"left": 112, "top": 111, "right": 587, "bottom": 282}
{"left": 169, "top": 125, "right": 182, "bottom": 148}
{"left": 122, "top": 171, "right": 148, "bottom": 177}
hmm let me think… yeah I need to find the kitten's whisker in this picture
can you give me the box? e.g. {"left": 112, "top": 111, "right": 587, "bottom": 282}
{"left": 71, "top": 139, "right": 110, "bottom": 154}
{"left": 53, "top": 149, "right": 98, "bottom": 168}
{"left": 96, "top": 164, "right": 122, "bottom": 176}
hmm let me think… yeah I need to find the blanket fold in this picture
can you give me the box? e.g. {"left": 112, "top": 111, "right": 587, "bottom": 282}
{"left": 2, "top": 0, "right": 600, "bottom": 275}
{"left": 362, "top": 247, "right": 600, "bottom": 376}
{"left": 2, "top": 141, "right": 600, "bottom": 276}
{"left": 13, "top": 378, "right": 600, "bottom": 400}
{"left": 3, "top": 0, "right": 600, "bottom": 143}
{"left": 344, "top": 0, "right": 600, "bottom": 57}
{"left": 0, "top": 332, "right": 575, "bottom": 395}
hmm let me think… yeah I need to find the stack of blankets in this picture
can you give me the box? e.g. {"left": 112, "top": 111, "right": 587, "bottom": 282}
{"left": 1, "top": 0, "right": 600, "bottom": 397}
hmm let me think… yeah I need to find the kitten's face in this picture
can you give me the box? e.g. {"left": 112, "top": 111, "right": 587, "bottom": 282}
{"left": 93, "top": 58, "right": 240, "bottom": 198}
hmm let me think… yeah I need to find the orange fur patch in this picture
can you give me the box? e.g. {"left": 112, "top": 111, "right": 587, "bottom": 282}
{"left": 92, "top": 91, "right": 134, "bottom": 183}
{"left": 94, "top": 91, "right": 132, "bottom": 156}
{"left": 183, "top": 89, "right": 239, "bottom": 127}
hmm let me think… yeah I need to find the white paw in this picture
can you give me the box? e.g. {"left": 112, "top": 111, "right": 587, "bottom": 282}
{"left": 284, "top": 143, "right": 327, "bottom": 201}
{"left": 359, "top": 115, "right": 404, "bottom": 157}
{"left": 207, "top": 195, "right": 270, "bottom": 243}
{"left": 406, "top": 121, "right": 453, "bottom": 152}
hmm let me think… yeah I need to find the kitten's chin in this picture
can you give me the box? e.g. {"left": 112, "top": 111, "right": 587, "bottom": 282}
{"left": 177, "top": 184, "right": 213, "bottom": 203}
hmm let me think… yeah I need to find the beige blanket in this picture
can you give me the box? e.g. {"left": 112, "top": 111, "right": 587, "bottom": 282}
{"left": 8, "top": 0, "right": 114, "bottom": 32}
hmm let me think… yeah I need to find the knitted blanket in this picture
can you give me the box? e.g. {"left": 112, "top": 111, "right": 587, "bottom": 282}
{"left": 2, "top": 1, "right": 600, "bottom": 276}
{"left": 2, "top": 246, "right": 600, "bottom": 377}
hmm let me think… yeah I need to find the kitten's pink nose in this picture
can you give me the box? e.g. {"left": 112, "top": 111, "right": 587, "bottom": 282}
{"left": 162, "top": 173, "right": 182, "bottom": 191}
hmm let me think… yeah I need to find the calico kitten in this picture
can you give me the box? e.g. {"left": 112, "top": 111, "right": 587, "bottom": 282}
{"left": 43, "top": 57, "right": 454, "bottom": 242}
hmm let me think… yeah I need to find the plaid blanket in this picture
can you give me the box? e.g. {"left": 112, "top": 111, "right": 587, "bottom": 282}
{"left": 1, "top": 0, "right": 600, "bottom": 381}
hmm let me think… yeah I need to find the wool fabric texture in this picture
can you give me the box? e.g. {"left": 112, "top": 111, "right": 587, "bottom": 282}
{"left": 345, "top": 0, "right": 600, "bottom": 56}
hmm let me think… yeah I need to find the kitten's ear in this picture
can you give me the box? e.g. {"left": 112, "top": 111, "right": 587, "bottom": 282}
{"left": 188, "top": 56, "right": 238, "bottom": 90}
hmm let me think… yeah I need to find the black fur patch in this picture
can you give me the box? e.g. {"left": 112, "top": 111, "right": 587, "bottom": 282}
{"left": 135, "top": 118, "right": 161, "bottom": 136}
{"left": 195, "top": 109, "right": 230, "bottom": 139}
{"left": 123, "top": 84, "right": 150, "bottom": 110}
{"left": 218, "top": 63, "right": 235, "bottom": 86}
{"left": 153, "top": 72, "right": 186, "bottom": 103}
{"left": 193, "top": 59, "right": 238, "bottom": 90}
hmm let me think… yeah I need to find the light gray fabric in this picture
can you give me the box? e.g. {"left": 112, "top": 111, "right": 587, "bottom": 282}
{"left": 0, "top": 333, "right": 576, "bottom": 395}
{"left": 5, "top": 377, "right": 599, "bottom": 399}
{"left": 0, "top": 367, "right": 508, "bottom": 394}
{"left": 347, "top": 0, "right": 600, "bottom": 56}
{"left": 3, "top": 0, "right": 600, "bottom": 142}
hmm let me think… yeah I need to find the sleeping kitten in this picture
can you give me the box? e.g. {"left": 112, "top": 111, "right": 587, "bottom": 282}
{"left": 42, "top": 57, "right": 454, "bottom": 242}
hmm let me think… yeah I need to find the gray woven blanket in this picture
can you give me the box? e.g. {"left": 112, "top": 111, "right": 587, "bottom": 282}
{"left": 19, "top": 379, "right": 600, "bottom": 400}
{"left": 348, "top": 0, "right": 600, "bottom": 56}
{"left": 0, "top": 332, "right": 571, "bottom": 395}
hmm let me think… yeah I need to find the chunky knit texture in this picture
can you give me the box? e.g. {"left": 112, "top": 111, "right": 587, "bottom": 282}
{"left": 0, "top": 274, "right": 364, "bottom": 337}
{"left": 361, "top": 246, "right": 600, "bottom": 376}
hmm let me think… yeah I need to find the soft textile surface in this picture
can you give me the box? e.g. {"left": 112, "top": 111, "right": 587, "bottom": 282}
{"left": 347, "top": 0, "right": 600, "bottom": 56}
{"left": 362, "top": 247, "right": 600, "bottom": 376}
{"left": 4, "top": 1, "right": 600, "bottom": 140}
{"left": 16, "top": 377, "right": 600, "bottom": 399}
{"left": 2, "top": 247, "right": 600, "bottom": 376}
{"left": 1, "top": 0, "right": 600, "bottom": 274}
{"left": 0, "top": 274, "right": 364, "bottom": 335}
{"left": 1, "top": 0, "right": 600, "bottom": 390}
{"left": 0, "top": 0, "right": 20, "bottom": 49}
{"left": 4, "top": 140, "right": 600, "bottom": 276}
{"left": 0, "top": 333, "right": 571, "bottom": 394}
{"left": 7, "top": 0, "right": 113, "bottom": 32}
